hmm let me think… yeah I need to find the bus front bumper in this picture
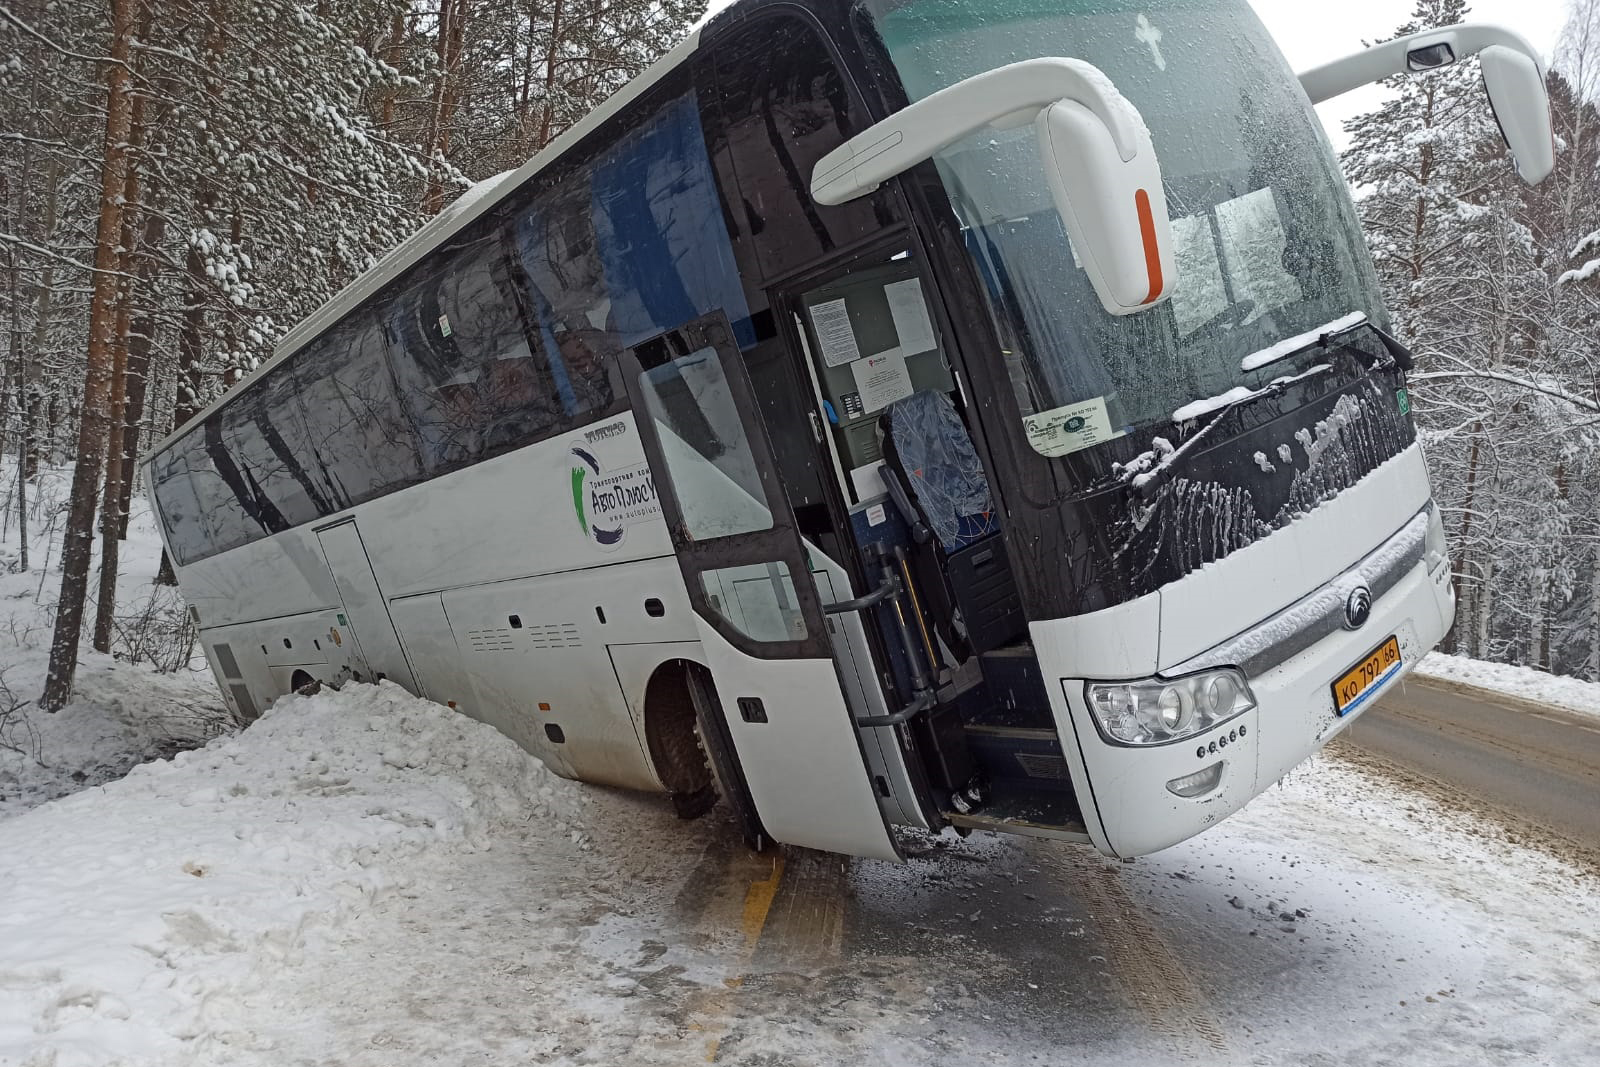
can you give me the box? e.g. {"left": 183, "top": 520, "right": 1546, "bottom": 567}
{"left": 1043, "top": 507, "right": 1456, "bottom": 858}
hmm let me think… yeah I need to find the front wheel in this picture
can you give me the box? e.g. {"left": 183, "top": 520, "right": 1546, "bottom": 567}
{"left": 686, "top": 666, "right": 770, "bottom": 853}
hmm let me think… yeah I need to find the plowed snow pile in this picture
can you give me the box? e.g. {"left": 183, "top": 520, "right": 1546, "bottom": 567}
{"left": 0, "top": 683, "right": 584, "bottom": 1065}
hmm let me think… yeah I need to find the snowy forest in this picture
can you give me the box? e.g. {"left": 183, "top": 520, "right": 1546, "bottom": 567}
{"left": 2, "top": 0, "right": 1599, "bottom": 714}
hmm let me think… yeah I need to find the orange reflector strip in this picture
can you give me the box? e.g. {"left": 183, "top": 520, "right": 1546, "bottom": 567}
{"left": 538, "top": 702, "right": 552, "bottom": 712}
{"left": 1134, "top": 188, "right": 1164, "bottom": 304}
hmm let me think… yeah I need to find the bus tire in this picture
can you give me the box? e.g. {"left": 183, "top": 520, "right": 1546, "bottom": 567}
{"left": 643, "top": 661, "right": 716, "bottom": 820}
{"left": 685, "top": 664, "right": 770, "bottom": 854}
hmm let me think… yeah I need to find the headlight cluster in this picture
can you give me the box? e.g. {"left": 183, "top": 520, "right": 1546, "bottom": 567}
{"left": 1085, "top": 668, "right": 1256, "bottom": 746}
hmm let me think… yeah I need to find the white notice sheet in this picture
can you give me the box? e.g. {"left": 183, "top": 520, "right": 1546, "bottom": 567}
{"left": 884, "top": 278, "right": 937, "bottom": 355}
{"left": 809, "top": 298, "right": 861, "bottom": 367}
{"left": 852, "top": 349, "right": 914, "bottom": 413}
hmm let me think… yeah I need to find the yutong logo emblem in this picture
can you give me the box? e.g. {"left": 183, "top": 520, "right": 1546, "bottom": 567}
{"left": 568, "top": 424, "right": 659, "bottom": 549}
{"left": 1344, "top": 585, "right": 1373, "bottom": 630}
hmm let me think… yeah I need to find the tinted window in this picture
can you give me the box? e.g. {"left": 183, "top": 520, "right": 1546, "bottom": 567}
{"left": 182, "top": 422, "right": 259, "bottom": 561}
{"left": 511, "top": 180, "right": 623, "bottom": 426}
{"left": 382, "top": 227, "right": 564, "bottom": 469}
{"left": 714, "top": 16, "right": 899, "bottom": 281}
{"left": 151, "top": 442, "right": 206, "bottom": 565}
{"left": 289, "top": 313, "right": 423, "bottom": 506}
{"left": 590, "top": 93, "right": 755, "bottom": 348}
{"left": 222, "top": 367, "right": 321, "bottom": 530}
{"left": 153, "top": 87, "right": 756, "bottom": 564}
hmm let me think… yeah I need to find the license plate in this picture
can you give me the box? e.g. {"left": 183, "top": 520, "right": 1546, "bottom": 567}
{"left": 1331, "top": 635, "right": 1402, "bottom": 717}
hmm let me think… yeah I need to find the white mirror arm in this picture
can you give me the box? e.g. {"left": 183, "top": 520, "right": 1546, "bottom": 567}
{"left": 810, "top": 57, "right": 1146, "bottom": 206}
{"left": 1298, "top": 22, "right": 1545, "bottom": 104}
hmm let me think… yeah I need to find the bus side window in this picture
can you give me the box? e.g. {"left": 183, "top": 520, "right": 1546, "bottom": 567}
{"left": 221, "top": 370, "right": 322, "bottom": 531}
{"left": 291, "top": 313, "right": 423, "bottom": 505}
{"left": 381, "top": 230, "right": 537, "bottom": 471}
{"left": 511, "top": 185, "right": 618, "bottom": 420}
{"left": 151, "top": 442, "right": 206, "bottom": 565}
{"left": 588, "top": 93, "right": 754, "bottom": 350}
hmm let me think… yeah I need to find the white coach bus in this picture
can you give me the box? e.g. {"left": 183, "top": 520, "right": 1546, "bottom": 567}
{"left": 144, "top": 0, "right": 1554, "bottom": 860}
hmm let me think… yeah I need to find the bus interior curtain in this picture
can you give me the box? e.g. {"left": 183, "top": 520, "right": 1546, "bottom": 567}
{"left": 590, "top": 92, "right": 756, "bottom": 351}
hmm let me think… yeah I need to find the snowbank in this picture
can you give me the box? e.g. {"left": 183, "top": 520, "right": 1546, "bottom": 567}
{"left": 0, "top": 682, "right": 583, "bottom": 1067}
{"left": 1415, "top": 651, "right": 1600, "bottom": 721}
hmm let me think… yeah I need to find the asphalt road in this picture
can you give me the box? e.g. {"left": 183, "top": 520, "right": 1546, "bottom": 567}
{"left": 1342, "top": 675, "right": 1600, "bottom": 851}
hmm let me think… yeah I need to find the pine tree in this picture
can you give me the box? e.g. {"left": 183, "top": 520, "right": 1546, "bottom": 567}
{"left": 1341, "top": 0, "right": 1600, "bottom": 672}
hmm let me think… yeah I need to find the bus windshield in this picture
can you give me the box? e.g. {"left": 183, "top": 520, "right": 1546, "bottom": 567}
{"left": 856, "top": 0, "right": 1387, "bottom": 459}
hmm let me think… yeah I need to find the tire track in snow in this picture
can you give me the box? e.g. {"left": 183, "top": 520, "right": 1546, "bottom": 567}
{"left": 751, "top": 849, "right": 849, "bottom": 967}
{"left": 670, "top": 838, "right": 787, "bottom": 1063}
{"left": 1328, "top": 739, "right": 1600, "bottom": 879}
{"left": 1049, "top": 847, "right": 1232, "bottom": 1058}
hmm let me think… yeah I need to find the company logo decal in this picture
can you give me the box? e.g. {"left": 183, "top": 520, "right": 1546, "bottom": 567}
{"left": 1344, "top": 585, "right": 1373, "bottom": 630}
{"left": 567, "top": 425, "right": 659, "bottom": 549}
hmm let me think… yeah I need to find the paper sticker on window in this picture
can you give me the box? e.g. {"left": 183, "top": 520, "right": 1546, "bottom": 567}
{"left": 852, "top": 349, "right": 914, "bottom": 414}
{"left": 809, "top": 298, "right": 860, "bottom": 367}
{"left": 1022, "top": 397, "right": 1122, "bottom": 457}
{"left": 885, "top": 278, "right": 937, "bottom": 355}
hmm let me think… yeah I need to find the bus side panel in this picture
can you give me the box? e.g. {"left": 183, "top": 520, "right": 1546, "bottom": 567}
{"left": 198, "top": 608, "right": 354, "bottom": 721}
{"left": 348, "top": 416, "right": 674, "bottom": 607}
{"left": 172, "top": 415, "right": 675, "bottom": 634}
{"left": 434, "top": 556, "right": 698, "bottom": 792}
{"left": 175, "top": 528, "right": 344, "bottom": 633}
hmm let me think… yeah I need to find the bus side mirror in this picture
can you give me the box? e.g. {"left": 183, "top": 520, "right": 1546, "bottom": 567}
{"left": 1298, "top": 23, "right": 1554, "bottom": 185}
{"left": 809, "top": 58, "right": 1175, "bottom": 316}
{"left": 1479, "top": 46, "right": 1555, "bottom": 185}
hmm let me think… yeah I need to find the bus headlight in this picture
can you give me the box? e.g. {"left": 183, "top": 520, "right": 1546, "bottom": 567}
{"left": 1085, "top": 669, "right": 1256, "bottom": 746}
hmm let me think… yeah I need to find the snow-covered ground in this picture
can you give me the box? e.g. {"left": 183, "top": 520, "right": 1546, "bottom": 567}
{"left": 0, "top": 678, "right": 1596, "bottom": 1066}
{"left": 3, "top": 464, "right": 1598, "bottom": 1065}
{"left": 1417, "top": 650, "right": 1600, "bottom": 721}
{"left": 0, "top": 463, "right": 232, "bottom": 818}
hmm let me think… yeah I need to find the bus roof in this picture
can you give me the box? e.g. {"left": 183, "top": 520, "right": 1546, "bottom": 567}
{"left": 146, "top": 24, "right": 706, "bottom": 464}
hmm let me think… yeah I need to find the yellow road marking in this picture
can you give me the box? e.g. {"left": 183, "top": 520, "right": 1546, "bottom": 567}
{"left": 739, "top": 854, "right": 785, "bottom": 955}
{"left": 696, "top": 852, "right": 786, "bottom": 1061}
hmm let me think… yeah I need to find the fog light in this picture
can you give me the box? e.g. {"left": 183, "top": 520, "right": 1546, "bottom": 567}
{"left": 1167, "top": 761, "right": 1225, "bottom": 798}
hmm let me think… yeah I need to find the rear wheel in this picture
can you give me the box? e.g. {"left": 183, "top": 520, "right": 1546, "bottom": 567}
{"left": 686, "top": 665, "right": 770, "bottom": 853}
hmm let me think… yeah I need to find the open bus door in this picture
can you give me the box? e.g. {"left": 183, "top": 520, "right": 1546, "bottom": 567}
{"left": 622, "top": 311, "right": 902, "bottom": 861}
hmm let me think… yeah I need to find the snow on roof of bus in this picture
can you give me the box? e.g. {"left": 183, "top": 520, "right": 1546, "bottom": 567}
{"left": 145, "top": 25, "right": 705, "bottom": 465}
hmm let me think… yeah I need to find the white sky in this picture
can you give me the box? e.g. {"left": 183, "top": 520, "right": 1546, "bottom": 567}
{"left": 1249, "top": 0, "right": 1570, "bottom": 148}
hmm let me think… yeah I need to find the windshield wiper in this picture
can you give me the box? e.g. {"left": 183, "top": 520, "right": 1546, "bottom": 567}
{"left": 1124, "top": 362, "right": 1336, "bottom": 502}
{"left": 1122, "top": 318, "right": 1412, "bottom": 502}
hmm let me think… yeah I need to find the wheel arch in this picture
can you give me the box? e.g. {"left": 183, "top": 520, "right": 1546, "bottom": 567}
{"left": 641, "top": 657, "right": 717, "bottom": 812}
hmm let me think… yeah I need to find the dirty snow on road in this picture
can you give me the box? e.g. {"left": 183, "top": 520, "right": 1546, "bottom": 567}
{"left": 2, "top": 678, "right": 1597, "bottom": 1067}
{"left": 1416, "top": 650, "right": 1600, "bottom": 721}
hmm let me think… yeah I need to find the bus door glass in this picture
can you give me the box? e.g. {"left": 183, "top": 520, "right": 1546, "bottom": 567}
{"left": 623, "top": 310, "right": 901, "bottom": 861}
